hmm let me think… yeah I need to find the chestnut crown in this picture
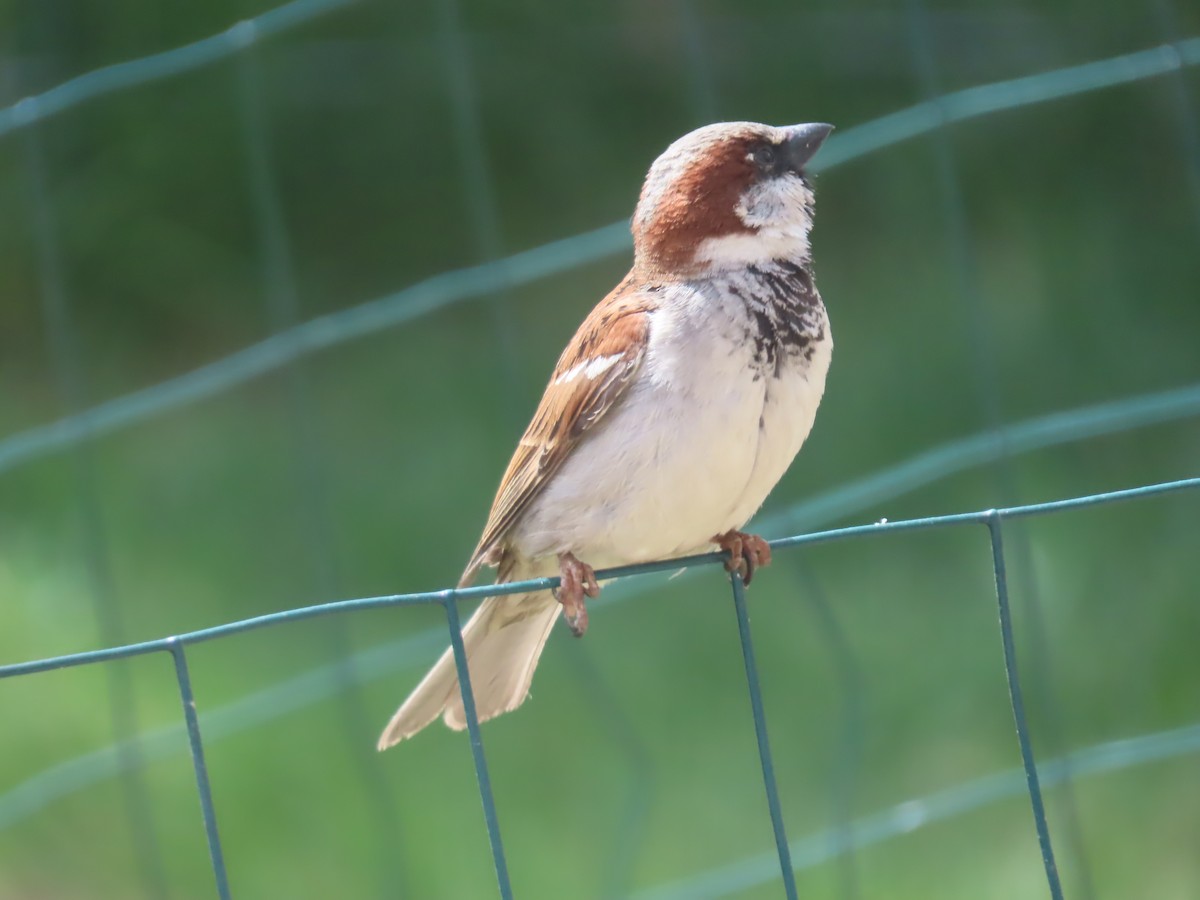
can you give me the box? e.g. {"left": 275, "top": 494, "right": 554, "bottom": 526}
{"left": 631, "top": 121, "right": 833, "bottom": 277}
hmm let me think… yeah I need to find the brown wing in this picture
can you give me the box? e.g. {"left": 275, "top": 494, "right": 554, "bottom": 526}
{"left": 459, "top": 279, "right": 653, "bottom": 585}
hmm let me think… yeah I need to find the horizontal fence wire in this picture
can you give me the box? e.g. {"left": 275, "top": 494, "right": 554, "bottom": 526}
{"left": 0, "top": 0, "right": 356, "bottom": 138}
{"left": 4, "top": 477, "right": 1197, "bottom": 681}
{"left": 0, "top": 36, "right": 1198, "bottom": 478}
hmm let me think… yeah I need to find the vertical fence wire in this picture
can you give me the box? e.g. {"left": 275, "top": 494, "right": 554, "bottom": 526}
{"left": 984, "top": 516, "right": 1063, "bottom": 900}
{"left": 432, "top": 6, "right": 521, "bottom": 891}
{"left": 1154, "top": 0, "right": 1200, "bottom": 237}
{"left": 994, "top": 526, "right": 1093, "bottom": 896}
{"left": 232, "top": 41, "right": 409, "bottom": 898}
{"left": 434, "top": 0, "right": 524, "bottom": 425}
{"left": 20, "top": 117, "right": 170, "bottom": 899}
{"left": 674, "top": 12, "right": 808, "bottom": 896}
{"left": 675, "top": 0, "right": 721, "bottom": 123}
{"left": 443, "top": 596, "right": 513, "bottom": 900}
{"left": 904, "top": 4, "right": 1089, "bottom": 894}
{"left": 168, "top": 639, "right": 232, "bottom": 900}
{"left": 902, "top": 0, "right": 1002, "bottom": 431}
{"left": 729, "top": 572, "right": 798, "bottom": 900}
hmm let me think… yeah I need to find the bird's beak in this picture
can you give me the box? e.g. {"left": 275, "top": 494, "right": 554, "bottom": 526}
{"left": 782, "top": 123, "right": 834, "bottom": 170}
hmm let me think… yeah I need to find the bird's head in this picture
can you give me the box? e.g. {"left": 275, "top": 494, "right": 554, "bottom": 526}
{"left": 631, "top": 121, "right": 833, "bottom": 278}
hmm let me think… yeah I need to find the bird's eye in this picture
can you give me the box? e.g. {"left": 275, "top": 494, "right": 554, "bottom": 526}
{"left": 751, "top": 143, "right": 779, "bottom": 170}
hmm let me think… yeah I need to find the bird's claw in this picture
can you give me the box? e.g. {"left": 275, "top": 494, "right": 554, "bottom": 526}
{"left": 555, "top": 552, "right": 600, "bottom": 637}
{"left": 713, "top": 530, "right": 772, "bottom": 585}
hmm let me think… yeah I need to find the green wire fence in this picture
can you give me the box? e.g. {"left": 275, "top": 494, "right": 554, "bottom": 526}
{"left": 3, "top": 1, "right": 1199, "bottom": 897}
{"left": 3, "top": 478, "right": 1199, "bottom": 898}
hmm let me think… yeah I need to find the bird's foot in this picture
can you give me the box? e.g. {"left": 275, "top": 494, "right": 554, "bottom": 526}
{"left": 713, "top": 530, "right": 772, "bottom": 585}
{"left": 554, "top": 552, "right": 600, "bottom": 637}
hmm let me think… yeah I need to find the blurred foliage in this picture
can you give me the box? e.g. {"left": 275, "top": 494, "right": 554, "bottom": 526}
{"left": 1, "top": 0, "right": 1199, "bottom": 898}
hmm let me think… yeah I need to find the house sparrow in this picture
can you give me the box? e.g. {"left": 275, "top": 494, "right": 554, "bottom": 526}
{"left": 379, "top": 120, "right": 834, "bottom": 748}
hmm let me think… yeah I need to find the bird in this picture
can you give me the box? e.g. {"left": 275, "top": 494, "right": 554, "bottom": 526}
{"left": 378, "top": 120, "right": 834, "bottom": 749}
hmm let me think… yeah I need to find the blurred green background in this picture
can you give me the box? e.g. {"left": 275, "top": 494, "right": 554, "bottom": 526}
{"left": 2, "top": 0, "right": 1199, "bottom": 897}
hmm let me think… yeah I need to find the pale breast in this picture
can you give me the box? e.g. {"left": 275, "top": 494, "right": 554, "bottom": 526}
{"left": 721, "top": 312, "right": 831, "bottom": 530}
{"left": 510, "top": 269, "right": 831, "bottom": 569}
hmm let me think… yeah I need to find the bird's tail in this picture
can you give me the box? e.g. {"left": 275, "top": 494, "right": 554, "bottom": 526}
{"left": 377, "top": 587, "right": 561, "bottom": 749}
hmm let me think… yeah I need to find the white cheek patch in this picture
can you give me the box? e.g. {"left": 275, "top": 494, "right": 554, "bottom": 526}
{"left": 554, "top": 353, "right": 623, "bottom": 386}
{"left": 693, "top": 174, "right": 815, "bottom": 267}
{"left": 736, "top": 175, "right": 815, "bottom": 230}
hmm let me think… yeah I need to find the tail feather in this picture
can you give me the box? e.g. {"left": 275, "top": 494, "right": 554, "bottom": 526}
{"left": 377, "top": 590, "right": 560, "bottom": 749}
